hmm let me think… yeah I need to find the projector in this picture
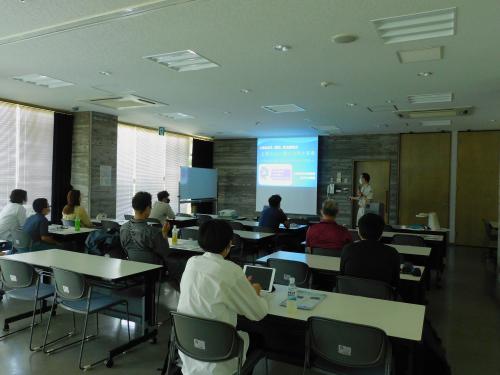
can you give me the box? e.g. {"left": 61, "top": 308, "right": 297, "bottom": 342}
{"left": 219, "top": 209, "right": 238, "bottom": 219}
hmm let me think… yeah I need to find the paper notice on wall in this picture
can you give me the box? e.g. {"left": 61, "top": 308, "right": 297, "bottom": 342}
{"left": 100, "top": 165, "right": 112, "bottom": 186}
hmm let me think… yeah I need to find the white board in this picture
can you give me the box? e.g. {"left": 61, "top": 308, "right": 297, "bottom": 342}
{"left": 179, "top": 167, "right": 217, "bottom": 200}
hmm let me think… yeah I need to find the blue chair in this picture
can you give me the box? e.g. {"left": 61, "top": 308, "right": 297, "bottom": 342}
{"left": 42, "top": 268, "right": 131, "bottom": 370}
{"left": 0, "top": 258, "right": 54, "bottom": 350}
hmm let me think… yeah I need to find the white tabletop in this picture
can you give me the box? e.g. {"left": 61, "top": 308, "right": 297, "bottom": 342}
{"left": 170, "top": 216, "right": 198, "bottom": 222}
{"left": 168, "top": 238, "right": 203, "bottom": 253}
{"left": 49, "top": 225, "right": 98, "bottom": 236}
{"left": 257, "top": 251, "right": 424, "bottom": 282}
{"left": 391, "top": 244, "right": 431, "bottom": 257}
{"left": 391, "top": 225, "right": 450, "bottom": 233}
{"left": 349, "top": 229, "right": 443, "bottom": 242}
{"left": 236, "top": 220, "right": 305, "bottom": 230}
{"left": 265, "top": 284, "right": 425, "bottom": 341}
{"left": 186, "top": 226, "right": 275, "bottom": 241}
{"left": 4, "top": 249, "right": 161, "bottom": 280}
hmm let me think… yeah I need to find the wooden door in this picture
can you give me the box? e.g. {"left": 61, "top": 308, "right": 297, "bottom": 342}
{"left": 399, "top": 133, "right": 451, "bottom": 227}
{"left": 456, "top": 131, "right": 500, "bottom": 246}
{"left": 354, "top": 160, "right": 391, "bottom": 225}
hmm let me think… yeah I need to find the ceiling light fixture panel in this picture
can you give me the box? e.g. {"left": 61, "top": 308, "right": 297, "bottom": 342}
{"left": 159, "top": 112, "right": 195, "bottom": 120}
{"left": 397, "top": 46, "right": 443, "bottom": 63}
{"left": 421, "top": 119, "right": 452, "bottom": 126}
{"left": 262, "top": 104, "right": 305, "bottom": 114}
{"left": 12, "top": 74, "right": 74, "bottom": 88}
{"left": 408, "top": 92, "right": 453, "bottom": 104}
{"left": 372, "top": 7, "right": 457, "bottom": 44}
{"left": 144, "top": 49, "right": 219, "bottom": 72}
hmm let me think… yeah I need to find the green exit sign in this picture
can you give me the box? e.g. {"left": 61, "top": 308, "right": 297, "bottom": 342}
{"left": 158, "top": 127, "right": 166, "bottom": 136}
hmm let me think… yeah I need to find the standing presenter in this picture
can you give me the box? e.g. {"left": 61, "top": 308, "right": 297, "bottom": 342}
{"left": 350, "top": 173, "right": 373, "bottom": 225}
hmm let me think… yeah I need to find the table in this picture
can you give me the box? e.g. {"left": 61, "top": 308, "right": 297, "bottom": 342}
{"left": 168, "top": 216, "right": 198, "bottom": 228}
{"left": 185, "top": 226, "right": 275, "bottom": 242}
{"left": 49, "top": 225, "right": 97, "bottom": 236}
{"left": 4, "top": 249, "right": 162, "bottom": 364}
{"left": 168, "top": 238, "right": 202, "bottom": 253}
{"left": 257, "top": 251, "right": 425, "bottom": 282}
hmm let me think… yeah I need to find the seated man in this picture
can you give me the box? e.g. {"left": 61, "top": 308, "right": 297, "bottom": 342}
{"left": 340, "top": 213, "right": 400, "bottom": 287}
{"left": 149, "top": 190, "right": 176, "bottom": 225}
{"left": 23, "top": 198, "right": 61, "bottom": 251}
{"left": 177, "top": 219, "right": 268, "bottom": 375}
{"left": 306, "top": 199, "right": 352, "bottom": 253}
{"left": 258, "top": 194, "right": 290, "bottom": 232}
{"left": 120, "top": 191, "right": 171, "bottom": 265}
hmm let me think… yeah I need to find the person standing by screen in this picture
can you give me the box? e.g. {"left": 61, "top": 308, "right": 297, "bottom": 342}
{"left": 258, "top": 194, "right": 290, "bottom": 232}
{"left": 350, "top": 173, "right": 373, "bottom": 225}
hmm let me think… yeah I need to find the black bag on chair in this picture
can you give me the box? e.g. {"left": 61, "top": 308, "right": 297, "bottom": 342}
{"left": 85, "top": 228, "right": 125, "bottom": 258}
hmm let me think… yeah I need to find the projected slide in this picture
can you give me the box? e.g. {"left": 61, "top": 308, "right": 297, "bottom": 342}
{"left": 256, "top": 137, "right": 318, "bottom": 215}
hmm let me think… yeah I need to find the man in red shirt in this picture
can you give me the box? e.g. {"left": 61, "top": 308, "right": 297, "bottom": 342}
{"left": 306, "top": 199, "right": 352, "bottom": 253}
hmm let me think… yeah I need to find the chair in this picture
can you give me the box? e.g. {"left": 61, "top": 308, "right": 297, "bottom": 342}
{"left": 197, "top": 214, "right": 213, "bottom": 226}
{"left": 229, "top": 221, "right": 245, "bottom": 231}
{"left": 391, "top": 234, "right": 426, "bottom": 247}
{"left": 101, "top": 220, "right": 121, "bottom": 231}
{"left": 304, "top": 317, "right": 392, "bottom": 375}
{"left": 311, "top": 247, "right": 342, "bottom": 257}
{"left": 161, "top": 312, "right": 265, "bottom": 375}
{"left": 0, "top": 259, "right": 54, "bottom": 350}
{"left": 124, "top": 214, "right": 133, "bottom": 220}
{"left": 228, "top": 234, "right": 244, "bottom": 265}
{"left": 12, "top": 228, "right": 32, "bottom": 253}
{"left": 42, "top": 268, "right": 131, "bottom": 370}
{"left": 266, "top": 258, "right": 310, "bottom": 288}
{"left": 336, "top": 275, "right": 395, "bottom": 300}
{"left": 180, "top": 228, "right": 199, "bottom": 241}
{"left": 62, "top": 220, "right": 75, "bottom": 227}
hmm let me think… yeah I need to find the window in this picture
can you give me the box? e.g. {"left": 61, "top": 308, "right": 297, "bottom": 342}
{"left": 116, "top": 124, "right": 192, "bottom": 220}
{"left": 0, "top": 101, "right": 54, "bottom": 212}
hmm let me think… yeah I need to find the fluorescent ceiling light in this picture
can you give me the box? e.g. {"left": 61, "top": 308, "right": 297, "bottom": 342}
{"left": 408, "top": 92, "right": 453, "bottom": 104}
{"left": 144, "top": 50, "right": 219, "bottom": 72}
{"left": 396, "top": 107, "right": 472, "bottom": 119}
{"left": 261, "top": 104, "right": 305, "bottom": 114}
{"left": 421, "top": 120, "right": 452, "bottom": 126}
{"left": 12, "top": 74, "right": 73, "bottom": 88}
{"left": 367, "top": 104, "right": 398, "bottom": 112}
{"left": 372, "top": 7, "right": 457, "bottom": 44}
{"left": 159, "top": 112, "right": 195, "bottom": 120}
{"left": 397, "top": 46, "right": 443, "bottom": 63}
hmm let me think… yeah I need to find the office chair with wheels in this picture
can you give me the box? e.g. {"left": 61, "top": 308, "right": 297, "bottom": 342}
{"left": 0, "top": 259, "right": 54, "bottom": 350}
{"left": 266, "top": 258, "right": 310, "bottom": 288}
{"left": 336, "top": 275, "right": 395, "bottom": 300}
{"left": 305, "top": 317, "right": 392, "bottom": 375}
{"left": 12, "top": 228, "right": 32, "bottom": 253}
{"left": 180, "top": 228, "right": 199, "bottom": 241}
{"left": 161, "top": 312, "right": 266, "bottom": 375}
{"left": 391, "top": 234, "right": 426, "bottom": 247}
{"left": 43, "top": 268, "right": 131, "bottom": 370}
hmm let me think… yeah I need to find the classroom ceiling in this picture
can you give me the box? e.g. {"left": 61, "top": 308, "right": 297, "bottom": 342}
{"left": 0, "top": 0, "right": 499, "bottom": 139}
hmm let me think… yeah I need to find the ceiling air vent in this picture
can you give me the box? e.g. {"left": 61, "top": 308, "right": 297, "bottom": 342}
{"left": 87, "top": 95, "right": 167, "bottom": 110}
{"left": 408, "top": 92, "right": 453, "bottom": 104}
{"left": 396, "top": 106, "right": 472, "bottom": 119}
{"left": 262, "top": 104, "right": 305, "bottom": 114}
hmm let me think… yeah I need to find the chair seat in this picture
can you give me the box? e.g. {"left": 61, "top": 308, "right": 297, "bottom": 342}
{"left": 58, "top": 292, "right": 125, "bottom": 313}
{"left": 7, "top": 283, "right": 54, "bottom": 301}
{"left": 241, "top": 349, "right": 265, "bottom": 375}
{"left": 311, "top": 356, "right": 386, "bottom": 375}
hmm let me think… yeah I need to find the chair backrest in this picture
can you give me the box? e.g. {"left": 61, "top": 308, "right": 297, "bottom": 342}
{"left": 0, "top": 258, "right": 35, "bottom": 288}
{"left": 12, "top": 228, "right": 32, "bottom": 251}
{"left": 336, "top": 275, "right": 394, "bottom": 300}
{"left": 52, "top": 268, "right": 87, "bottom": 300}
{"left": 311, "top": 247, "right": 342, "bottom": 257}
{"left": 171, "top": 312, "right": 242, "bottom": 363}
{"left": 181, "top": 228, "right": 199, "bottom": 241}
{"left": 229, "top": 221, "right": 245, "bottom": 230}
{"left": 62, "top": 219, "right": 75, "bottom": 227}
{"left": 124, "top": 214, "right": 133, "bottom": 220}
{"left": 101, "top": 220, "right": 121, "bottom": 231}
{"left": 267, "top": 258, "right": 309, "bottom": 287}
{"left": 197, "top": 214, "right": 213, "bottom": 226}
{"left": 391, "top": 234, "right": 426, "bottom": 247}
{"left": 306, "top": 317, "right": 388, "bottom": 368}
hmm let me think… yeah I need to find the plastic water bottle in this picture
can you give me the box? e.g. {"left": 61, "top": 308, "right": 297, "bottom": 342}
{"left": 286, "top": 277, "right": 297, "bottom": 314}
{"left": 74, "top": 216, "right": 81, "bottom": 232}
{"left": 172, "top": 225, "right": 179, "bottom": 245}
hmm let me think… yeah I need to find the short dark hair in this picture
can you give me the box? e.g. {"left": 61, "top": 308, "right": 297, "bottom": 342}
{"left": 157, "top": 191, "right": 169, "bottom": 201}
{"left": 322, "top": 199, "right": 339, "bottom": 217}
{"left": 358, "top": 213, "right": 385, "bottom": 240}
{"left": 198, "top": 219, "right": 233, "bottom": 254}
{"left": 132, "top": 192, "right": 152, "bottom": 212}
{"left": 361, "top": 173, "right": 371, "bottom": 183}
{"left": 268, "top": 194, "right": 282, "bottom": 208}
{"left": 33, "top": 198, "right": 49, "bottom": 214}
{"left": 10, "top": 189, "right": 27, "bottom": 204}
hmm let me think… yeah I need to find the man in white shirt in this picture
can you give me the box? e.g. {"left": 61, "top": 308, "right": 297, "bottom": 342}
{"left": 177, "top": 220, "right": 269, "bottom": 375}
{"left": 350, "top": 173, "right": 374, "bottom": 225}
{"left": 0, "top": 189, "right": 28, "bottom": 243}
{"left": 149, "top": 191, "right": 176, "bottom": 224}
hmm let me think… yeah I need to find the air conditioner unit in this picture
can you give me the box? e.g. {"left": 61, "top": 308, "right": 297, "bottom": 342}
{"left": 395, "top": 106, "right": 472, "bottom": 119}
{"left": 87, "top": 95, "right": 167, "bottom": 110}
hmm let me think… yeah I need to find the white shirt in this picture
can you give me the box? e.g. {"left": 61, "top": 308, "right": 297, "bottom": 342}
{"left": 177, "top": 252, "right": 269, "bottom": 375}
{"left": 0, "top": 202, "right": 27, "bottom": 241}
{"left": 359, "top": 184, "right": 373, "bottom": 208}
{"left": 149, "top": 201, "right": 176, "bottom": 224}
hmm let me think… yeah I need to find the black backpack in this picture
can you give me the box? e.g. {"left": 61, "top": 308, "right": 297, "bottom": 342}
{"left": 85, "top": 228, "right": 126, "bottom": 259}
